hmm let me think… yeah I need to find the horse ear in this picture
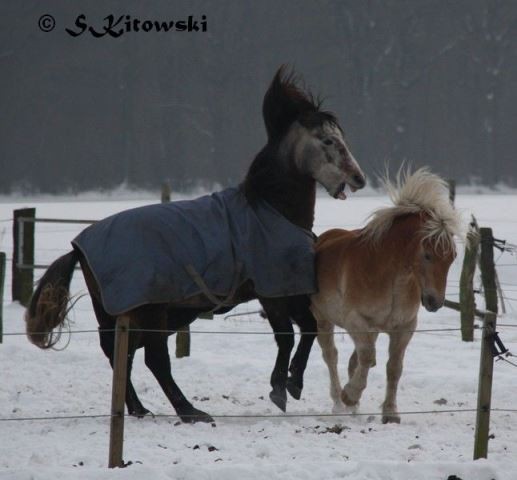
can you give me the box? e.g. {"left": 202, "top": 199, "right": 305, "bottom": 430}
{"left": 262, "top": 65, "right": 303, "bottom": 141}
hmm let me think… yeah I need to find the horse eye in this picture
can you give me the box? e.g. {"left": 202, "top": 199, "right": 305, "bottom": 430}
{"left": 424, "top": 252, "right": 432, "bottom": 261}
{"left": 322, "top": 138, "right": 333, "bottom": 146}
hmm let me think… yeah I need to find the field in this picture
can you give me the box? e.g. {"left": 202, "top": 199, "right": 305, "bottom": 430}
{"left": 1, "top": 190, "right": 516, "bottom": 480}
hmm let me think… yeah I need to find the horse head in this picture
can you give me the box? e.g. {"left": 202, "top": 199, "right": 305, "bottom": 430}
{"left": 361, "top": 168, "right": 462, "bottom": 313}
{"left": 262, "top": 66, "right": 366, "bottom": 199}
{"left": 417, "top": 234, "right": 456, "bottom": 312}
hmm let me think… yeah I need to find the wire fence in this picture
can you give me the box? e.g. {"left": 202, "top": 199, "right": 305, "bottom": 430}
{"left": 2, "top": 407, "right": 517, "bottom": 424}
{"left": 5, "top": 324, "right": 517, "bottom": 338}
{"left": 1, "top": 320, "right": 516, "bottom": 425}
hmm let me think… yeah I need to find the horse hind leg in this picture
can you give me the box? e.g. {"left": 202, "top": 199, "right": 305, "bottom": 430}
{"left": 382, "top": 321, "right": 415, "bottom": 424}
{"left": 92, "top": 297, "right": 150, "bottom": 417}
{"left": 140, "top": 305, "right": 213, "bottom": 423}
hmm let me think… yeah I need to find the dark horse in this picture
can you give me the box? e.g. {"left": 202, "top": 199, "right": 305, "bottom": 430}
{"left": 25, "top": 67, "right": 366, "bottom": 422}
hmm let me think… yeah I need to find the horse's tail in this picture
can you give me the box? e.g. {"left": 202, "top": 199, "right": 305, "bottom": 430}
{"left": 25, "top": 250, "right": 80, "bottom": 349}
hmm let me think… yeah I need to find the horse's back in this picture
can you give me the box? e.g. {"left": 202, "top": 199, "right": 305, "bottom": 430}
{"left": 315, "top": 228, "right": 363, "bottom": 285}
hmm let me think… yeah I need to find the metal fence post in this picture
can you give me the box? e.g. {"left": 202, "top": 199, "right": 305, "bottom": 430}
{"left": 12, "top": 208, "right": 35, "bottom": 306}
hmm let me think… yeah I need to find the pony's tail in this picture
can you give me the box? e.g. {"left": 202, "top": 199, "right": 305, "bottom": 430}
{"left": 25, "top": 250, "right": 79, "bottom": 349}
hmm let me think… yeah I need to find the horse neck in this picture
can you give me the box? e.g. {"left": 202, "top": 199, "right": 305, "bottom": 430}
{"left": 243, "top": 149, "right": 316, "bottom": 230}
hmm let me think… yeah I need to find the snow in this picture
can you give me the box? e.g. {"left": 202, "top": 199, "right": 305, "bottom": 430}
{"left": 1, "top": 192, "right": 516, "bottom": 479}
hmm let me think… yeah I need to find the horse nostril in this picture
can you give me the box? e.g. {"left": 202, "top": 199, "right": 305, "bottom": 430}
{"left": 353, "top": 174, "right": 366, "bottom": 189}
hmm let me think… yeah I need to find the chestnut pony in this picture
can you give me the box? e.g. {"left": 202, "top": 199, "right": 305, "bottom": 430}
{"left": 311, "top": 168, "right": 461, "bottom": 423}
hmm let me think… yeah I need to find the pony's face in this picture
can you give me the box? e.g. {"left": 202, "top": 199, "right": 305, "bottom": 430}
{"left": 281, "top": 118, "right": 366, "bottom": 198}
{"left": 417, "top": 239, "right": 456, "bottom": 312}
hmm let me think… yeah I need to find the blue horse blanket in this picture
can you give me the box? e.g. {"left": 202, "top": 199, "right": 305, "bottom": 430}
{"left": 72, "top": 187, "right": 316, "bottom": 315}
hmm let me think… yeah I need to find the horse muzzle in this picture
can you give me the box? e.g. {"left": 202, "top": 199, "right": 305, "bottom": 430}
{"left": 421, "top": 293, "right": 443, "bottom": 312}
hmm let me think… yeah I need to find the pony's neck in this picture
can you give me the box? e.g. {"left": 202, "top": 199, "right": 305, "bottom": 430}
{"left": 243, "top": 147, "right": 316, "bottom": 231}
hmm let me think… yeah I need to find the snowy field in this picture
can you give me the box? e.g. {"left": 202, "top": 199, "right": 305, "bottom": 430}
{"left": 1, "top": 190, "right": 516, "bottom": 480}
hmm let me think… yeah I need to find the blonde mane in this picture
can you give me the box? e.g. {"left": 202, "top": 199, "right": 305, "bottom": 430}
{"left": 361, "top": 168, "right": 462, "bottom": 252}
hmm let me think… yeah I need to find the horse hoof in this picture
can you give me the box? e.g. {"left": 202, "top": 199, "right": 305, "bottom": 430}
{"left": 269, "top": 390, "right": 287, "bottom": 412}
{"left": 286, "top": 378, "right": 302, "bottom": 400}
{"left": 341, "top": 390, "right": 358, "bottom": 407}
{"left": 180, "top": 408, "right": 214, "bottom": 424}
{"left": 129, "top": 407, "right": 151, "bottom": 418}
{"left": 382, "top": 414, "right": 401, "bottom": 424}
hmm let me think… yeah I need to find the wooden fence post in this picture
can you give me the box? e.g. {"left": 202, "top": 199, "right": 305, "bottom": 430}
{"left": 162, "top": 186, "right": 192, "bottom": 359}
{"left": 0, "top": 252, "right": 5, "bottom": 343}
{"left": 479, "top": 228, "right": 498, "bottom": 315}
{"left": 473, "top": 311, "right": 497, "bottom": 459}
{"left": 161, "top": 182, "right": 171, "bottom": 203}
{"left": 459, "top": 216, "right": 480, "bottom": 341}
{"left": 108, "top": 315, "right": 129, "bottom": 468}
{"left": 447, "top": 179, "right": 456, "bottom": 206}
{"left": 12, "top": 208, "right": 35, "bottom": 306}
{"left": 175, "top": 325, "right": 191, "bottom": 358}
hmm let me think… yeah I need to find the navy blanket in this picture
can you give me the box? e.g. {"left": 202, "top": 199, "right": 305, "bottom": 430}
{"left": 72, "top": 187, "right": 316, "bottom": 315}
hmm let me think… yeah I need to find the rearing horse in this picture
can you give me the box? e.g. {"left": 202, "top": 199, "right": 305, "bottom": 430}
{"left": 25, "top": 66, "right": 366, "bottom": 422}
{"left": 311, "top": 168, "right": 461, "bottom": 423}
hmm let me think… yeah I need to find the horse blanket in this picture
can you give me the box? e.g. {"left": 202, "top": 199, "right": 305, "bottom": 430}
{"left": 72, "top": 187, "right": 316, "bottom": 315}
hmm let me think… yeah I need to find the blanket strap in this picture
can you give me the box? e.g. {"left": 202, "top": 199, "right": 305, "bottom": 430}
{"left": 185, "top": 262, "right": 243, "bottom": 311}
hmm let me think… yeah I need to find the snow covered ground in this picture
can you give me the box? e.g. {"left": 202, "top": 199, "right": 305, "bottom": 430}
{"left": 1, "top": 190, "right": 516, "bottom": 480}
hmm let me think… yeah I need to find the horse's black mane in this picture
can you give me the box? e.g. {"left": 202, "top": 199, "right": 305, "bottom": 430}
{"left": 260, "top": 66, "right": 338, "bottom": 140}
{"left": 242, "top": 66, "right": 338, "bottom": 219}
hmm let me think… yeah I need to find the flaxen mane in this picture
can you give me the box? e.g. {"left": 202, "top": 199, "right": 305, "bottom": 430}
{"left": 362, "top": 168, "right": 462, "bottom": 252}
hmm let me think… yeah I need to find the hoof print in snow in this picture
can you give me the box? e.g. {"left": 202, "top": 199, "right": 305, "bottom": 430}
{"left": 433, "top": 398, "right": 448, "bottom": 405}
{"left": 319, "top": 424, "right": 350, "bottom": 435}
{"left": 447, "top": 476, "right": 463, "bottom": 480}
{"left": 208, "top": 445, "right": 219, "bottom": 452}
{"left": 408, "top": 444, "right": 422, "bottom": 450}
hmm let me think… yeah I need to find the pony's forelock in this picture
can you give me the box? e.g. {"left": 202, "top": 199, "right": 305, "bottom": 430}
{"left": 362, "top": 167, "right": 463, "bottom": 252}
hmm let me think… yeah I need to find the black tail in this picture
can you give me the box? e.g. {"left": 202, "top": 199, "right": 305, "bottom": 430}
{"left": 25, "top": 250, "right": 79, "bottom": 349}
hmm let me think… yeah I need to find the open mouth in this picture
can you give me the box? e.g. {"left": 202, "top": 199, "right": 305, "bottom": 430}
{"left": 333, "top": 182, "right": 358, "bottom": 200}
{"left": 333, "top": 182, "right": 346, "bottom": 200}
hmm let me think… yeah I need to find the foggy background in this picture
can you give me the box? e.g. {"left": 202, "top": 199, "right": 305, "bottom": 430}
{"left": 1, "top": 0, "right": 516, "bottom": 194}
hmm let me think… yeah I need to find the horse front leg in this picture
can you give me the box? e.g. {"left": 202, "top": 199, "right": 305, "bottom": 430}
{"left": 382, "top": 319, "right": 416, "bottom": 424}
{"left": 341, "top": 332, "right": 378, "bottom": 407}
{"left": 261, "top": 298, "right": 295, "bottom": 412}
{"left": 316, "top": 318, "right": 344, "bottom": 413}
{"left": 347, "top": 349, "right": 358, "bottom": 381}
{"left": 286, "top": 296, "right": 317, "bottom": 400}
{"left": 140, "top": 305, "right": 213, "bottom": 423}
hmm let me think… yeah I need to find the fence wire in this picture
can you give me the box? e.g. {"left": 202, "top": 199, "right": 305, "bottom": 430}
{"left": 1, "top": 326, "right": 483, "bottom": 337}
{"left": 1, "top": 407, "right": 517, "bottom": 424}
